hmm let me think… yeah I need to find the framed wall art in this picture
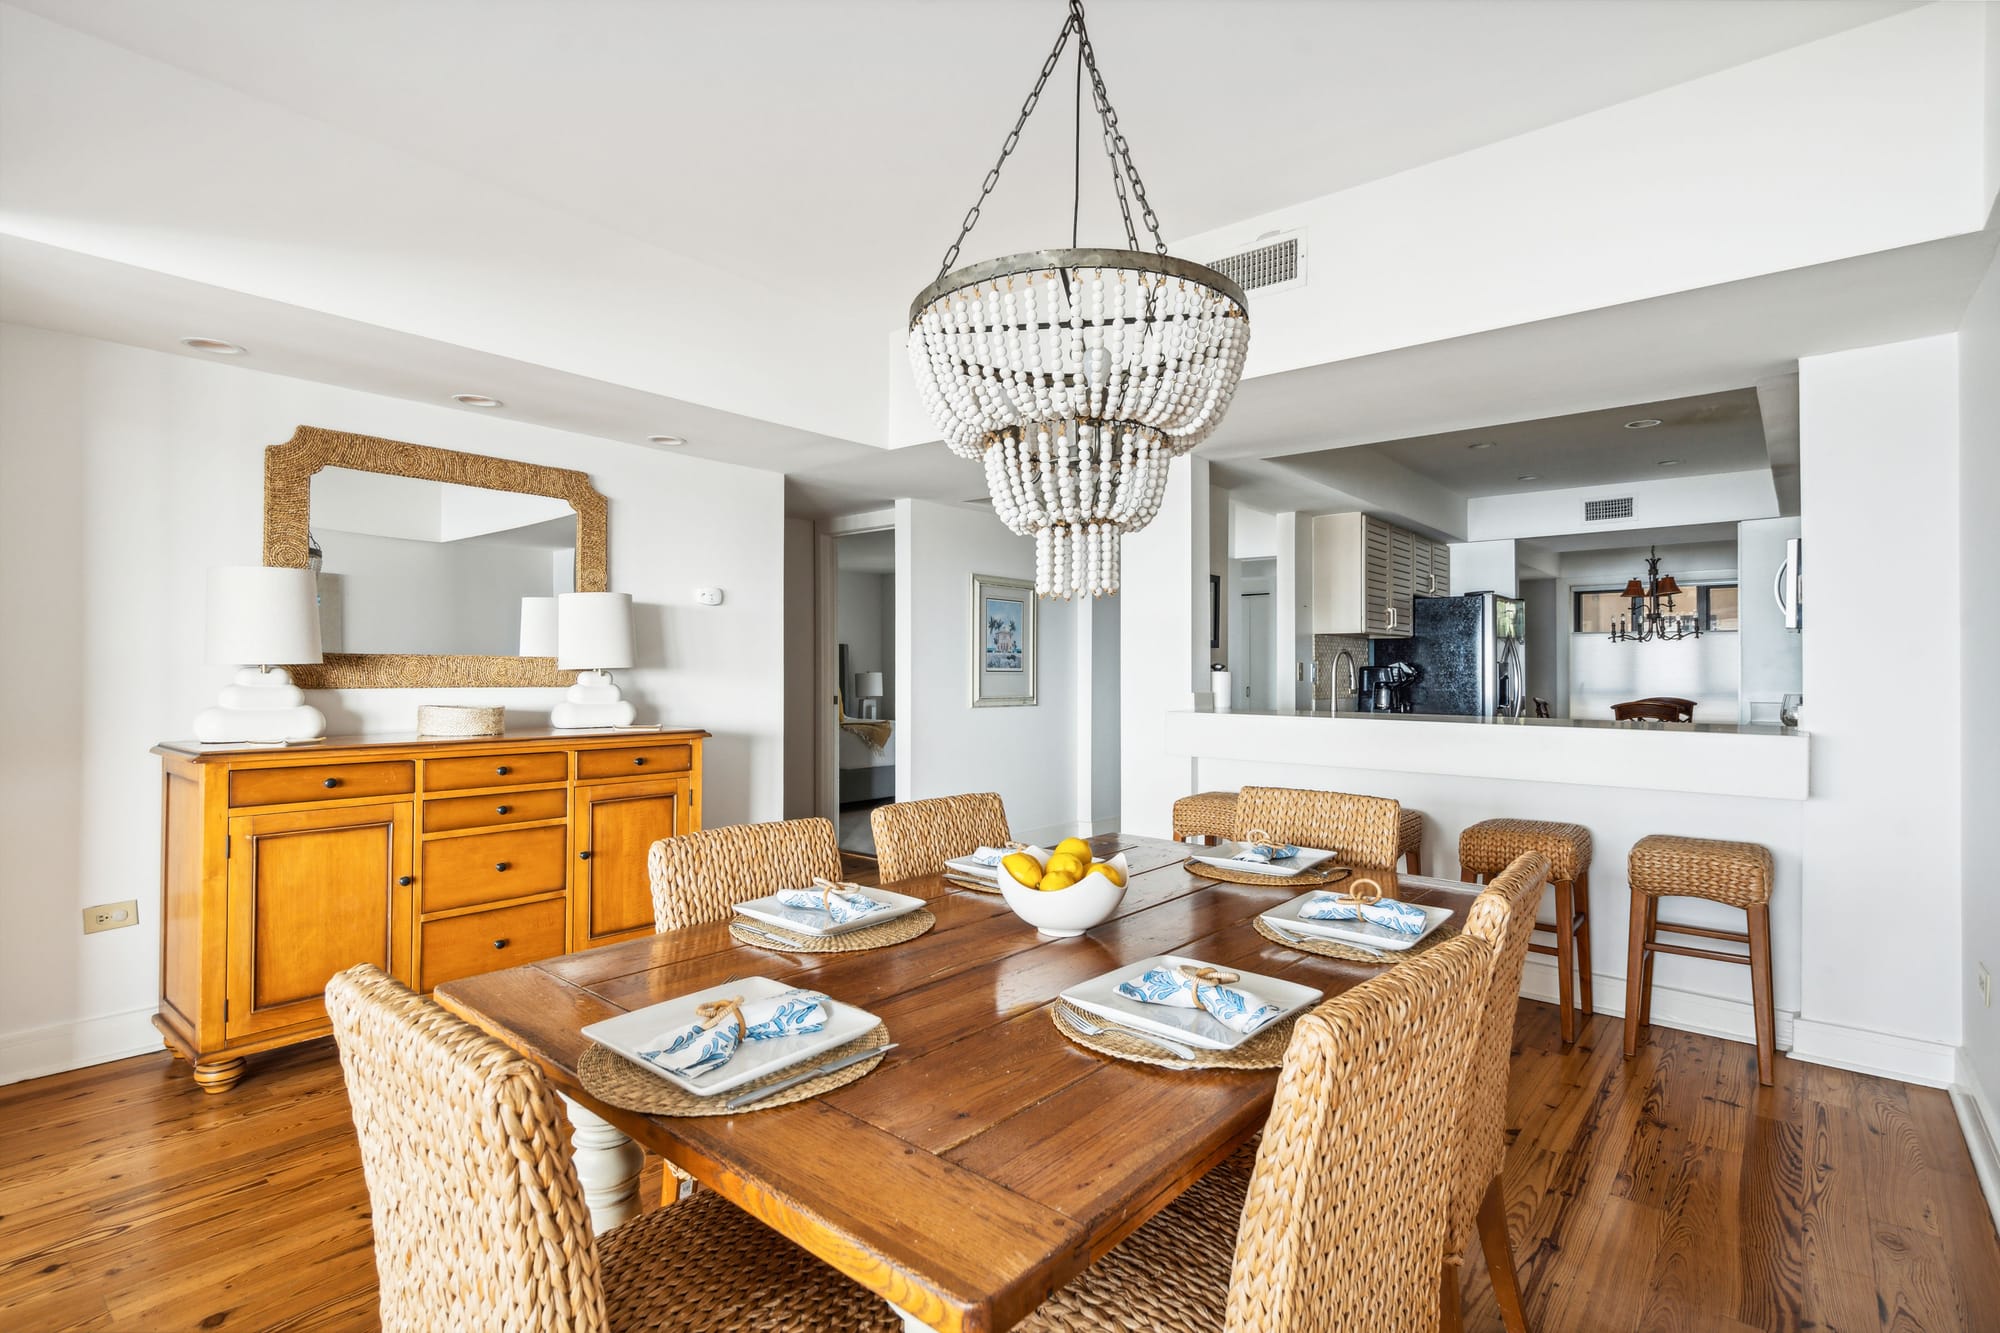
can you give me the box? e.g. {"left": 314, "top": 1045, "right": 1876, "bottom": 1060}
{"left": 971, "top": 573, "right": 1037, "bottom": 707}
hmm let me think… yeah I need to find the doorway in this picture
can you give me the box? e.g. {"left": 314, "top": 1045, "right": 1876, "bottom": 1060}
{"left": 828, "top": 529, "right": 896, "bottom": 855}
{"left": 1240, "top": 592, "right": 1273, "bottom": 710}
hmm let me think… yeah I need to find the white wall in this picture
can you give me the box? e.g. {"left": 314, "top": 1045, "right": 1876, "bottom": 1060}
{"left": 1466, "top": 469, "right": 1778, "bottom": 542}
{"left": 1119, "top": 457, "right": 1211, "bottom": 837}
{"left": 0, "top": 323, "right": 788, "bottom": 1082}
{"left": 1795, "top": 333, "right": 1963, "bottom": 1084}
{"left": 1449, "top": 539, "right": 1519, "bottom": 597}
{"left": 892, "top": 499, "right": 1083, "bottom": 844}
{"left": 1958, "top": 242, "right": 2000, "bottom": 1156}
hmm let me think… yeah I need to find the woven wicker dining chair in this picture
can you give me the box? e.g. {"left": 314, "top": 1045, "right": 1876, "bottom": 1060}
{"left": 1016, "top": 929, "right": 1493, "bottom": 1333}
{"left": 647, "top": 816, "right": 843, "bottom": 932}
{"left": 325, "top": 964, "right": 900, "bottom": 1333}
{"left": 870, "top": 792, "right": 1010, "bottom": 885}
{"left": 1230, "top": 785, "right": 1402, "bottom": 870}
{"left": 1440, "top": 851, "right": 1551, "bottom": 1333}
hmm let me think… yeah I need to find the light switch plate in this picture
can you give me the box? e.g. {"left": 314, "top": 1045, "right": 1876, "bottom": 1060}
{"left": 84, "top": 899, "right": 139, "bottom": 934}
{"left": 695, "top": 587, "right": 723, "bottom": 606}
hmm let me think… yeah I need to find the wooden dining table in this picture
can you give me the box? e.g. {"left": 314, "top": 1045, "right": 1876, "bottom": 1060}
{"left": 435, "top": 832, "right": 1478, "bottom": 1333}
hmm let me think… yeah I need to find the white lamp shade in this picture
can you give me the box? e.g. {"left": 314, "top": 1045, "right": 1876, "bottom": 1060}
{"left": 857, "top": 671, "right": 885, "bottom": 698}
{"left": 519, "top": 596, "right": 559, "bottom": 657}
{"left": 557, "top": 592, "right": 634, "bottom": 670}
{"left": 205, "top": 566, "right": 323, "bottom": 666}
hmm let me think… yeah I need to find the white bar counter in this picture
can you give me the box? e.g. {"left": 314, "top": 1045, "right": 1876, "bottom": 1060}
{"left": 1165, "top": 708, "right": 1808, "bottom": 801}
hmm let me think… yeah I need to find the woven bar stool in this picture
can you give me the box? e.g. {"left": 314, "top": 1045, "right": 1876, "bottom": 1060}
{"left": 1171, "top": 790, "right": 1238, "bottom": 842}
{"left": 1625, "top": 834, "right": 1777, "bottom": 1085}
{"left": 1459, "top": 818, "right": 1594, "bottom": 1043}
{"left": 1398, "top": 808, "right": 1425, "bottom": 875}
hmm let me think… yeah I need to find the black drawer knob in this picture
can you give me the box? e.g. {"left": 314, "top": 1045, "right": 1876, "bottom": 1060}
{"left": 322, "top": 778, "right": 339, "bottom": 788}
{"left": 493, "top": 938, "right": 509, "bottom": 950}
{"left": 495, "top": 805, "right": 511, "bottom": 815}
{"left": 495, "top": 765, "right": 511, "bottom": 775}
{"left": 494, "top": 862, "right": 510, "bottom": 872}
{"left": 397, "top": 876, "right": 413, "bottom": 887}
{"left": 578, "top": 850, "right": 592, "bottom": 861}
{"left": 633, "top": 756, "right": 646, "bottom": 766}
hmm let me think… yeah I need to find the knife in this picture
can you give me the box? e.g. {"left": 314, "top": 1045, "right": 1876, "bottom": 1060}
{"left": 1265, "top": 918, "right": 1386, "bottom": 957}
{"left": 724, "top": 1042, "right": 898, "bottom": 1110}
{"left": 732, "top": 921, "right": 807, "bottom": 947}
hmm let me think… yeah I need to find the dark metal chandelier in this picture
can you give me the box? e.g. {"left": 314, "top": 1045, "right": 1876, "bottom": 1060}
{"left": 907, "top": 0, "right": 1250, "bottom": 599}
{"left": 1609, "top": 546, "right": 1702, "bottom": 643}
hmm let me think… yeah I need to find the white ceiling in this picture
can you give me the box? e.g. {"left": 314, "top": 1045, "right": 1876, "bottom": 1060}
{"left": 8, "top": 0, "right": 1912, "bottom": 329}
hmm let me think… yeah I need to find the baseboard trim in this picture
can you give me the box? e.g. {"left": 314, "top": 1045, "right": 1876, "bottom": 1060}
{"left": 1952, "top": 1071, "right": 2000, "bottom": 1232}
{"left": 0, "top": 1006, "right": 160, "bottom": 1086}
{"left": 1517, "top": 955, "right": 1796, "bottom": 1051}
{"left": 1788, "top": 1017, "right": 1958, "bottom": 1088}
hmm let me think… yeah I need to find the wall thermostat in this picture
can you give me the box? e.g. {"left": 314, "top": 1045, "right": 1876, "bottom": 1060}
{"left": 695, "top": 587, "right": 724, "bottom": 606}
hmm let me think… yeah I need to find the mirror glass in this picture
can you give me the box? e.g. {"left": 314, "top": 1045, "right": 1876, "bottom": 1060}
{"left": 309, "top": 467, "right": 577, "bottom": 656}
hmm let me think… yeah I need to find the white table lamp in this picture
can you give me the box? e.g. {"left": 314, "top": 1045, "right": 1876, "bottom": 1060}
{"left": 192, "top": 566, "right": 327, "bottom": 742}
{"left": 552, "top": 591, "right": 637, "bottom": 728}
{"left": 519, "top": 596, "right": 559, "bottom": 657}
{"left": 856, "top": 670, "right": 885, "bottom": 719}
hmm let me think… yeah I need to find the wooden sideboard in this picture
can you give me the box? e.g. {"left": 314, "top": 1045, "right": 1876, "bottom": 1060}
{"left": 151, "top": 728, "right": 706, "bottom": 1091}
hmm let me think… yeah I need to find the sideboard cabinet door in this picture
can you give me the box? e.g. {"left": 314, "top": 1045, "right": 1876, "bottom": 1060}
{"left": 575, "top": 775, "right": 694, "bottom": 948}
{"left": 225, "top": 802, "right": 414, "bottom": 1041}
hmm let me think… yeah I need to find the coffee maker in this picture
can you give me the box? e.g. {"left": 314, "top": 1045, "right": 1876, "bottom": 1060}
{"left": 1359, "top": 661, "right": 1419, "bottom": 713}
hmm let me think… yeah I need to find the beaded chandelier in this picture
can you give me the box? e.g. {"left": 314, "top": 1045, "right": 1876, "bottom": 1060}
{"left": 907, "top": 0, "right": 1250, "bottom": 599}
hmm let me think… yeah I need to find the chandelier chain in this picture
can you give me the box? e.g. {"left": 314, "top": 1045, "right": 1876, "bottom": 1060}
{"left": 1072, "top": 1, "right": 1167, "bottom": 254}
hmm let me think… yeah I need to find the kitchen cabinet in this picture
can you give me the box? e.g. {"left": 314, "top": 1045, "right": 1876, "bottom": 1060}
{"left": 1312, "top": 513, "right": 1451, "bottom": 637}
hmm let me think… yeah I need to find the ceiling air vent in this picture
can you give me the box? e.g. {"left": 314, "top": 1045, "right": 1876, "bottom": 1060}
{"left": 1584, "top": 497, "right": 1634, "bottom": 522}
{"left": 1207, "top": 230, "right": 1305, "bottom": 295}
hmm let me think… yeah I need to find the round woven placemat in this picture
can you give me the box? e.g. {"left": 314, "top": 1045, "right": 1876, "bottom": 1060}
{"left": 1051, "top": 1002, "right": 1296, "bottom": 1071}
{"left": 1183, "top": 859, "right": 1355, "bottom": 889}
{"left": 1253, "top": 914, "right": 1461, "bottom": 966}
{"left": 943, "top": 873, "right": 1004, "bottom": 896}
{"left": 578, "top": 1025, "right": 891, "bottom": 1116}
{"left": 729, "top": 908, "right": 935, "bottom": 953}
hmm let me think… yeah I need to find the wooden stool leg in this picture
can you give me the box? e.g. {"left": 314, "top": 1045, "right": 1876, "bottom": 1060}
{"left": 1460, "top": 867, "right": 1482, "bottom": 885}
{"left": 1439, "top": 1254, "right": 1466, "bottom": 1333}
{"left": 1406, "top": 846, "right": 1423, "bottom": 876}
{"left": 1623, "top": 887, "right": 1649, "bottom": 1058}
{"left": 1573, "top": 870, "right": 1594, "bottom": 1019}
{"left": 1747, "top": 902, "right": 1775, "bottom": 1086}
{"left": 1638, "top": 895, "right": 1660, "bottom": 1030}
{"left": 1553, "top": 879, "right": 1578, "bottom": 1043}
{"left": 1477, "top": 1175, "right": 1530, "bottom": 1333}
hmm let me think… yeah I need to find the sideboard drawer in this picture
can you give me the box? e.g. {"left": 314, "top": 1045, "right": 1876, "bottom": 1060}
{"left": 421, "top": 825, "right": 568, "bottom": 912}
{"left": 576, "top": 743, "right": 694, "bottom": 781}
{"left": 424, "top": 786, "right": 569, "bottom": 834}
{"left": 425, "top": 751, "right": 570, "bottom": 792}
{"left": 419, "top": 897, "right": 567, "bottom": 992}
{"left": 229, "top": 761, "right": 416, "bottom": 808}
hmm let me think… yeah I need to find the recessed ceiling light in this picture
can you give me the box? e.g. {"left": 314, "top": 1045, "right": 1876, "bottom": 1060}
{"left": 179, "top": 336, "right": 245, "bottom": 355}
{"left": 1467, "top": 441, "right": 1495, "bottom": 450}
{"left": 451, "top": 393, "right": 504, "bottom": 408}
{"left": 644, "top": 434, "right": 687, "bottom": 447}
{"left": 1624, "top": 418, "right": 1663, "bottom": 430}
{"left": 1517, "top": 474, "right": 1540, "bottom": 481}
{"left": 1657, "top": 458, "right": 1683, "bottom": 467}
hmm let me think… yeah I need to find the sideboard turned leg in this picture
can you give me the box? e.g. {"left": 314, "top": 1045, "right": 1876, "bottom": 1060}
{"left": 191, "top": 1057, "right": 246, "bottom": 1093}
{"left": 561, "top": 1094, "right": 642, "bottom": 1233}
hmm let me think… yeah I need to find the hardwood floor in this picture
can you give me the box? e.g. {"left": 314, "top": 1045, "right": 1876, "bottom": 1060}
{"left": 2, "top": 1004, "right": 1994, "bottom": 1331}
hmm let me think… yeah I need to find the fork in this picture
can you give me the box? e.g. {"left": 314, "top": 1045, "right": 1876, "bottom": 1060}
{"left": 1264, "top": 919, "right": 1386, "bottom": 957}
{"left": 1062, "top": 1007, "right": 1199, "bottom": 1061}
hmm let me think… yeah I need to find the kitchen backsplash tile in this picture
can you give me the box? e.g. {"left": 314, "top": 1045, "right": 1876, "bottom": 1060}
{"left": 1312, "top": 634, "right": 1371, "bottom": 709}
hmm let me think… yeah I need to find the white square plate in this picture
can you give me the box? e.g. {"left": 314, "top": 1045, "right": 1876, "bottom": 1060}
{"left": 943, "top": 855, "right": 1002, "bottom": 882}
{"left": 1261, "top": 890, "right": 1453, "bottom": 952}
{"left": 1188, "top": 841, "right": 1338, "bottom": 879}
{"left": 580, "top": 976, "right": 882, "bottom": 1096}
{"left": 733, "top": 885, "right": 928, "bottom": 937}
{"left": 1059, "top": 954, "right": 1323, "bottom": 1051}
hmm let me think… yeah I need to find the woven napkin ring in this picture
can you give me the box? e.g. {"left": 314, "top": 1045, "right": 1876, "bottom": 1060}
{"left": 1175, "top": 964, "right": 1241, "bottom": 986}
{"left": 694, "top": 997, "right": 745, "bottom": 1033}
{"left": 809, "top": 876, "right": 871, "bottom": 912}
{"left": 1331, "top": 877, "right": 1387, "bottom": 907}
{"left": 1242, "top": 828, "right": 1277, "bottom": 855}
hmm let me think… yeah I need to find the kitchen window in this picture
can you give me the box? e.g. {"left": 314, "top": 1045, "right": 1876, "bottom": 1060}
{"left": 1573, "top": 583, "right": 1739, "bottom": 634}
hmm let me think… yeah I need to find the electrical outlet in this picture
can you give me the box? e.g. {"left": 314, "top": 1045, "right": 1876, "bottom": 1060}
{"left": 1980, "top": 962, "right": 1992, "bottom": 1010}
{"left": 83, "top": 899, "right": 139, "bottom": 934}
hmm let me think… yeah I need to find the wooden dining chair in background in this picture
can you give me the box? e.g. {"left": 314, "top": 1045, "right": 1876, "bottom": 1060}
{"left": 870, "top": 792, "right": 1011, "bottom": 884}
{"left": 647, "top": 816, "right": 843, "bottom": 931}
{"left": 324, "top": 965, "right": 900, "bottom": 1333}
{"left": 1014, "top": 930, "right": 1494, "bottom": 1333}
{"left": 1610, "top": 696, "right": 1696, "bottom": 722}
{"left": 1231, "top": 785, "right": 1403, "bottom": 870}
{"left": 1440, "top": 851, "right": 1551, "bottom": 1333}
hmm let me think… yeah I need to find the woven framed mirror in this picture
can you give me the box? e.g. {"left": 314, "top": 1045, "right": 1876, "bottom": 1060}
{"left": 263, "top": 425, "right": 609, "bottom": 689}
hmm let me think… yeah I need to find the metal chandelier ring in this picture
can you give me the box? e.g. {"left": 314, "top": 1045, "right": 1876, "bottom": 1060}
{"left": 908, "top": 247, "right": 1248, "bottom": 328}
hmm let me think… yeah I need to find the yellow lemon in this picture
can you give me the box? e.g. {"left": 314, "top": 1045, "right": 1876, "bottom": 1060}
{"left": 1038, "top": 870, "right": 1078, "bottom": 893}
{"left": 1054, "top": 837, "right": 1093, "bottom": 863}
{"left": 1001, "top": 852, "right": 1044, "bottom": 888}
{"left": 1083, "top": 862, "right": 1125, "bottom": 888}
{"left": 1045, "top": 853, "right": 1086, "bottom": 880}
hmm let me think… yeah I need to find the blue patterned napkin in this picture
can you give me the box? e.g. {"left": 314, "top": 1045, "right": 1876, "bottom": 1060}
{"left": 1299, "top": 891, "right": 1429, "bottom": 937}
{"left": 1232, "top": 830, "right": 1299, "bottom": 864}
{"left": 638, "top": 989, "right": 831, "bottom": 1077}
{"left": 773, "top": 879, "right": 888, "bottom": 925}
{"left": 1115, "top": 963, "right": 1282, "bottom": 1035}
{"left": 964, "top": 846, "right": 1015, "bottom": 867}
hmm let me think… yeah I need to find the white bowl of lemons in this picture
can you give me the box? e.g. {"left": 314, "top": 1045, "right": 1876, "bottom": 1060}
{"left": 996, "top": 838, "right": 1130, "bottom": 938}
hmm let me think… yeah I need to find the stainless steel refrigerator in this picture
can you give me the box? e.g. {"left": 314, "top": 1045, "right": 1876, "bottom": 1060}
{"left": 1370, "top": 592, "right": 1527, "bottom": 717}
